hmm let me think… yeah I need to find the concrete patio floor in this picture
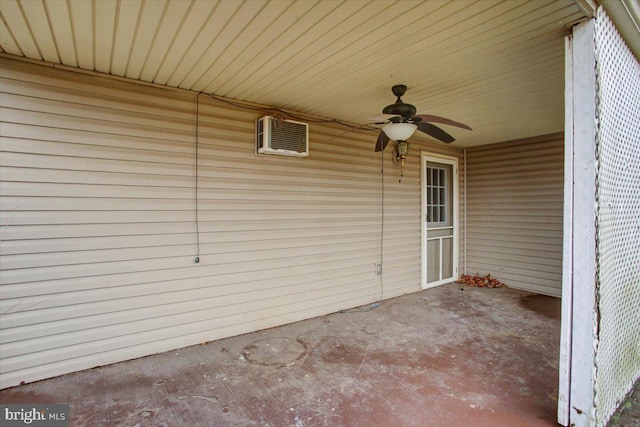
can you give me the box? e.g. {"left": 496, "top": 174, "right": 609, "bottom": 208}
{"left": 0, "top": 283, "right": 562, "bottom": 427}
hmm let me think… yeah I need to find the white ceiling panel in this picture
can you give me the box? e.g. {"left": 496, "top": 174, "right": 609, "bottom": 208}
{"left": 125, "top": 0, "right": 166, "bottom": 79}
{"left": 93, "top": 0, "right": 117, "bottom": 74}
{"left": 1, "top": 0, "right": 40, "bottom": 59}
{"left": 180, "top": 0, "right": 263, "bottom": 90}
{"left": 190, "top": 0, "right": 315, "bottom": 93}
{"left": 18, "top": 0, "right": 59, "bottom": 63}
{"left": 110, "top": 0, "right": 143, "bottom": 77}
{"left": 69, "top": 0, "right": 94, "bottom": 70}
{"left": 152, "top": 0, "right": 222, "bottom": 85}
{"left": 44, "top": 0, "right": 77, "bottom": 66}
{"left": 0, "top": 0, "right": 590, "bottom": 146}
{"left": 0, "top": 17, "right": 21, "bottom": 55}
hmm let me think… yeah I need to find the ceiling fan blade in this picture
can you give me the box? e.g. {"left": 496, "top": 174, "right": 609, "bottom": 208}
{"left": 413, "top": 114, "right": 472, "bottom": 130}
{"left": 374, "top": 131, "right": 390, "bottom": 152}
{"left": 416, "top": 121, "right": 455, "bottom": 144}
{"left": 368, "top": 113, "right": 400, "bottom": 123}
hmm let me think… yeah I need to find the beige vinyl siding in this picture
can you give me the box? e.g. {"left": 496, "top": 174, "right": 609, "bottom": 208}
{"left": 464, "top": 135, "right": 564, "bottom": 297}
{"left": 0, "top": 58, "right": 462, "bottom": 388}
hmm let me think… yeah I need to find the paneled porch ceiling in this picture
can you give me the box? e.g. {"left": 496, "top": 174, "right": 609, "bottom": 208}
{"left": 0, "top": 0, "right": 589, "bottom": 147}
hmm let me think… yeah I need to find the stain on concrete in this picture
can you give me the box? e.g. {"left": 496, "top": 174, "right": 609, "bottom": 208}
{"left": 520, "top": 294, "right": 562, "bottom": 319}
{"left": 242, "top": 337, "right": 308, "bottom": 367}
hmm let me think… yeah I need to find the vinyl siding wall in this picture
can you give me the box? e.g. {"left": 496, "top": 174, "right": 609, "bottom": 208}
{"left": 464, "top": 135, "right": 564, "bottom": 297}
{"left": 0, "top": 58, "right": 463, "bottom": 388}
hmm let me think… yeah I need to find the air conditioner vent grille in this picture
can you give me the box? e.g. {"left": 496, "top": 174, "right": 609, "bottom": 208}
{"left": 271, "top": 120, "right": 307, "bottom": 152}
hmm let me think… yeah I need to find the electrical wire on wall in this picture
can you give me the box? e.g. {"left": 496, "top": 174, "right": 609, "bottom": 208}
{"left": 463, "top": 148, "right": 467, "bottom": 275}
{"left": 194, "top": 92, "right": 387, "bottom": 309}
{"left": 206, "top": 93, "right": 379, "bottom": 131}
{"left": 191, "top": 91, "right": 383, "bottom": 266}
{"left": 193, "top": 92, "right": 202, "bottom": 264}
{"left": 379, "top": 143, "right": 385, "bottom": 302}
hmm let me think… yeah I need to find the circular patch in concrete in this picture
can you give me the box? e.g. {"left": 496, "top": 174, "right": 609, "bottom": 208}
{"left": 242, "top": 337, "right": 307, "bottom": 366}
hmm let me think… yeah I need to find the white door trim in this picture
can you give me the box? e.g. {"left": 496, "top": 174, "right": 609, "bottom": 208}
{"left": 420, "top": 152, "right": 459, "bottom": 289}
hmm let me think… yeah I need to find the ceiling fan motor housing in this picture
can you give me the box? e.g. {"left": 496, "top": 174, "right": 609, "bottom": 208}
{"left": 382, "top": 85, "right": 416, "bottom": 121}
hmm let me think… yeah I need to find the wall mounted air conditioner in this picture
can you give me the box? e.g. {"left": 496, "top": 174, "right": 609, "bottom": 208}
{"left": 256, "top": 116, "right": 309, "bottom": 157}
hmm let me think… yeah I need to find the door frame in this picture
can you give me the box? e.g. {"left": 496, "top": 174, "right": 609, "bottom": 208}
{"left": 420, "top": 152, "right": 459, "bottom": 289}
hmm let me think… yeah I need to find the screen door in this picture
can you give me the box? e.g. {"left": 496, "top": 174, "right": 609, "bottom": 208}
{"left": 422, "top": 155, "right": 458, "bottom": 288}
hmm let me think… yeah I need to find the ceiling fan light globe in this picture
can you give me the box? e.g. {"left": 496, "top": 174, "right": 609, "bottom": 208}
{"left": 382, "top": 123, "right": 417, "bottom": 141}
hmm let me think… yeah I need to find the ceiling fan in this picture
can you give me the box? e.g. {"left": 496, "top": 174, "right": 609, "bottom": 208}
{"left": 370, "top": 84, "right": 472, "bottom": 152}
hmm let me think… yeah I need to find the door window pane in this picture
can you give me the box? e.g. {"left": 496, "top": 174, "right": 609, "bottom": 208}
{"left": 426, "top": 165, "right": 449, "bottom": 226}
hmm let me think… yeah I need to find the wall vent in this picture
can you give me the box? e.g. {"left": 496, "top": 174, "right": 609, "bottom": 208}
{"left": 256, "top": 116, "right": 309, "bottom": 157}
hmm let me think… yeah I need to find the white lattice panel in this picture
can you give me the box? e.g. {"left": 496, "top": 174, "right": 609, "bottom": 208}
{"left": 593, "top": 8, "right": 640, "bottom": 427}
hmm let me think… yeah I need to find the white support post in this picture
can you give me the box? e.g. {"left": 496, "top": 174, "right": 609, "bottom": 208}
{"left": 561, "top": 19, "right": 598, "bottom": 427}
{"left": 558, "top": 32, "right": 575, "bottom": 427}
